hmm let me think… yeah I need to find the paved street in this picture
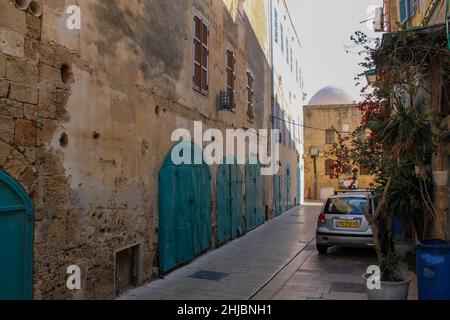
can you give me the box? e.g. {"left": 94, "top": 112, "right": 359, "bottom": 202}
{"left": 121, "top": 202, "right": 417, "bottom": 300}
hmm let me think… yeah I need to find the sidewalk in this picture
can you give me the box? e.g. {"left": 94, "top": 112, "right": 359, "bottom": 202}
{"left": 120, "top": 204, "right": 320, "bottom": 300}
{"left": 120, "top": 201, "right": 418, "bottom": 300}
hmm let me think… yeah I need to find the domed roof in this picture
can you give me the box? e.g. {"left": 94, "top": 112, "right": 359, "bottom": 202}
{"left": 308, "top": 86, "right": 353, "bottom": 106}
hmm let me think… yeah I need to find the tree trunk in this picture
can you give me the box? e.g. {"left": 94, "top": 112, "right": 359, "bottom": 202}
{"left": 365, "top": 178, "right": 393, "bottom": 264}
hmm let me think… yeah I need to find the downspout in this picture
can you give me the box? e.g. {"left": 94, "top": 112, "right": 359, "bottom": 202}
{"left": 269, "top": 0, "right": 275, "bottom": 124}
{"left": 384, "top": 0, "right": 391, "bottom": 32}
{"left": 269, "top": 0, "right": 276, "bottom": 213}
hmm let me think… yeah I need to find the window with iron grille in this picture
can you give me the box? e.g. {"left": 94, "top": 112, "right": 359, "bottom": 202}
{"left": 326, "top": 129, "right": 335, "bottom": 145}
{"left": 226, "top": 49, "right": 236, "bottom": 108}
{"left": 247, "top": 71, "right": 255, "bottom": 121}
{"left": 193, "top": 15, "right": 209, "bottom": 94}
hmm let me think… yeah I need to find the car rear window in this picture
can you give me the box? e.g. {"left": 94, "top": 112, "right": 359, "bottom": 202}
{"left": 324, "top": 197, "right": 369, "bottom": 215}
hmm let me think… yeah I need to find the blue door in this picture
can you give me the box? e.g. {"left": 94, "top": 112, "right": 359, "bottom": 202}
{"left": 216, "top": 163, "right": 244, "bottom": 245}
{"left": 245, "top": 162, "right": 264, "bottom": 231}
{"left": 0, "top": 171, "right": 34, "bottom": 300}
{"left": 158, "top": 143, "right": 211, "bottom": 273}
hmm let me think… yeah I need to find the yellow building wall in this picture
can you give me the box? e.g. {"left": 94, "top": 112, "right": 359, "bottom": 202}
{"left": 303, "top": 104, "right": 375, "bottom": 200}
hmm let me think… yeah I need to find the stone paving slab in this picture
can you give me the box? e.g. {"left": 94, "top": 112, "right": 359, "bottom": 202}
{"left": 120, "top": 201, "right": 419, "bottom": 301}
{"left": 120, "top": 205, "right": 319, "bottom": 300}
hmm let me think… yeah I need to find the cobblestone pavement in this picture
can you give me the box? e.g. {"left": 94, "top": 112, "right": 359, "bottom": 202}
{"left": 120, "top": 202, "right": 418, "bottom": 300}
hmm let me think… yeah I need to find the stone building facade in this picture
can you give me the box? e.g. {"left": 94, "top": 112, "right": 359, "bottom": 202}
{"left": 0, "top": 0, "right": 302, "bottom": 299}
{"left": 303, "top": 87, "right": 374, "bottom": 200}
{"left": 381, "top": 0, "right": 449, "bottom": 239}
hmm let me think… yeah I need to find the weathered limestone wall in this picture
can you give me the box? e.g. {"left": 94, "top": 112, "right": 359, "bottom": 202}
{"left": 0, "top": 0, "right": 300, "bottom": 299}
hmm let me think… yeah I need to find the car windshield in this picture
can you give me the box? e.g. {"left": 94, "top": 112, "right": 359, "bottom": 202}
{"left": 324, "top": 197, "right": 369, "bottom": 215}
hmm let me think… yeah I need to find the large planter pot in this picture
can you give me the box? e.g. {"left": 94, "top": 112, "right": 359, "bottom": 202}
{"left": 362, "top": 274, "right": 412, "bottom": 300}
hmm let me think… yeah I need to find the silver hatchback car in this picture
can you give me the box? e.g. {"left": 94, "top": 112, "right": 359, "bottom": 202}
{"left": 316, "top": 190, "right": 376, "bottom": 254}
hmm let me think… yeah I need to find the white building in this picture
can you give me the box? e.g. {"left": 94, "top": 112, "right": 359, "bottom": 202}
{"left": 270, "top": 0, "right": 305, "bottom": 206}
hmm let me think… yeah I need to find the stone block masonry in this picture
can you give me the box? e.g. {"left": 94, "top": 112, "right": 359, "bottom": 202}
{"left": 0, "top": 0, "right": 301, "bottom": 300}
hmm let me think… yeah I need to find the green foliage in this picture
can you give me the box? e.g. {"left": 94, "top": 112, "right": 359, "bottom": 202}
{"left": 380, "top": 247, "right": 402, "bottom": 282}
{"left": 340, "top": 27, "right": 449, "bottom": 280}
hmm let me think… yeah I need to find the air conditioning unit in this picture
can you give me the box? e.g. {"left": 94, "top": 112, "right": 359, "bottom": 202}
{"left": 217, "top": 91, "right": 235, "bottom": 111}
{"left": 374, "top": 7, "right": 384, "bottom": 32}
{"left": 310, "top": 148, "right": 319, "bottom": 156}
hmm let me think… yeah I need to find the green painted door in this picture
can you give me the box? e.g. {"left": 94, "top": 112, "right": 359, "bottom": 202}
{"left": 216, "top": 163, "right": 243, "bottom": 246}
{"left": 286, "top": 167, "right": 291, "bottom": 210}
{"left": 274, "top": 175, "right": 282, "bottom": 216}
{"left": 158, "top": 143, "right": 211, "bottom": 273}
{"left": 245, "top": 163, "right": 264, "bottom": 231}
{"left": 0, "top": 171, "right": 34, "bottom": 300}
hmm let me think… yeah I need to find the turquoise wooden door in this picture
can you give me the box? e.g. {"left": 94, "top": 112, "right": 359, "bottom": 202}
{"left": 216, "top": 163, "right": 243, "bottom": 246}
{"left": 274, "top": 175, "right": 282, "bottom": 216}
{"left": 0, "top": 171, "right": 34, "bottom": 300}
{"left": 286, "top": 167, "right": 291, "bottom": 210}
{"left": 158, "top": 143, "right": 211, "bottom": 273}
{"left": 245, "top": 163, "right": 264, "bottom": 231}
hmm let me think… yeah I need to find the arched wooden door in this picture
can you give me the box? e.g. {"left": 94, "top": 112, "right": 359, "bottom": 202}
{"left": 158, "top": 142, "right": 211, "bottom": 273}
{"left": 216, "top": 161, "right": 244, "bottom": 246}
{"left": 0, "top": 170, "right": 34, "bottom": 300}
{"left": 245, "top": 160, "right": 264, "bottom": 231}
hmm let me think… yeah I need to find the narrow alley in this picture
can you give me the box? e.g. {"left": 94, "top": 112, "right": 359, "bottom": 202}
{"left": 120, "top": 203, "right": 417, "bottom": 301}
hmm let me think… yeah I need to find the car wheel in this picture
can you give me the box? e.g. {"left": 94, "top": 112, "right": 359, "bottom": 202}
{"left": 317, "top": 244, "right": 329, "bottom": 254}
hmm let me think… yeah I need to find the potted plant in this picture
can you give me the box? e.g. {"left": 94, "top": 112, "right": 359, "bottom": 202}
{"left": 362, "top": 248, "right": 412, "bottom": 300}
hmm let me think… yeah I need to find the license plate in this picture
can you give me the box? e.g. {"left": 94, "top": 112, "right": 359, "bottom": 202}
{"left": 336, "top": 221, "right": 359, "bottom": 229}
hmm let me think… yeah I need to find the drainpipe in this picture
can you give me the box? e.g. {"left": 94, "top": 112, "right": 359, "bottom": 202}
{"left": 269, "top": 0, "right": 277, "bottom": 208}
{"left": 384, "top": 0, "right": 391, "bottom": 32}
{"left": 313, "top": 155, "right": 318, "bottom": 200}
{"left": 269, "top": 0, "right": 276, "bottom": 125}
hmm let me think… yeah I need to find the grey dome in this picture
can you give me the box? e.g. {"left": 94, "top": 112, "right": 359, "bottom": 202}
{"left": 308, "top": 86, "right": 353, "bottom": 106}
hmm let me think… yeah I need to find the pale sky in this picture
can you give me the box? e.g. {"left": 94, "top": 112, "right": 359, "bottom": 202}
{"left": 286, "top": 0, "right": 384, "bottom": 104}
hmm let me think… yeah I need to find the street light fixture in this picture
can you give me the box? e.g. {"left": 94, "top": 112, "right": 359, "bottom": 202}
{"left": 365, "top": 69, "right": 378, "bottom": 86}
